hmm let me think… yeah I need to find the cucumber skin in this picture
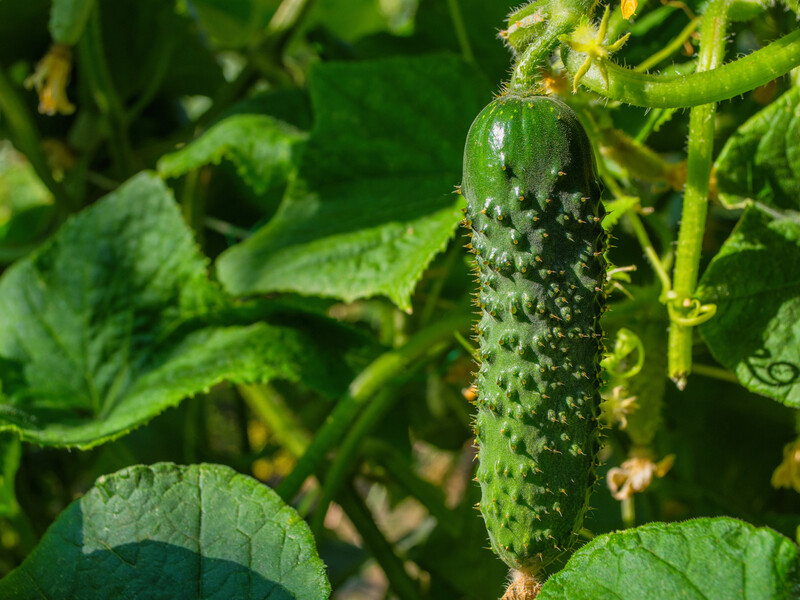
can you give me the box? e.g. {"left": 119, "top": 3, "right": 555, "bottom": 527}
{"left": 463, "top": 95, "right": 605, "bottom": 574}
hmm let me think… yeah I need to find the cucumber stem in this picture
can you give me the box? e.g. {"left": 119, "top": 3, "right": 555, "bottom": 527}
{"left": 76, "top": 4, "right": 135, "bottom": 178}
{"left": 563, "top": 27, "right": 800, "bottom": 107}
{"left": 275, "top": 313, "right": 472, "bottom": 502}
{"left": 626, "top": 211, "right": 671, "bottom": 297}
{"left": 667, "top": 0, "right": 732, "bottom": 387}
{"left": 446, "top": 0, "right": 475, "bottom": 63}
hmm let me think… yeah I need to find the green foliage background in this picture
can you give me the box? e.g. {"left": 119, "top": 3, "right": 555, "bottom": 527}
{"left": 0, "top": 0, "right": 798, "bottom": 598}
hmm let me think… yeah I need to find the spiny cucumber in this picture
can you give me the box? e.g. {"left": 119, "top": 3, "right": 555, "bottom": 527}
{"left": 462, "top": 94, "right": 606, "bottom": 576}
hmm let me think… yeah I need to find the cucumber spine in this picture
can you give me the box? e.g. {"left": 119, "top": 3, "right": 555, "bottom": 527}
{"left": 462, "top": 94, "right": 606, "bottom": 575}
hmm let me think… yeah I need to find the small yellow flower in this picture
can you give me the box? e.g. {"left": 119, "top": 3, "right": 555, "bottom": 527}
{"left": 560, "top": 7, "right": 631, "bottom": 92}
{"left": 25, "top": 44, "right": 76, "bottom": 116}
{"left": 607, "top": 453, "right": 674, "bottom": 500}
{"left": 599, "top": 385, "right": 638, "bottom": 429}
{"left": 621, "top": 0, "right": 638, "bottom": 20}
{"left": 771, "top": 439, "right": 800, "bottom": 494}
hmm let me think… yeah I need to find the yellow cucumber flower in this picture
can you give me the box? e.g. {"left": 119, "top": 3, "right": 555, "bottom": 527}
{"left": 25, "top": 44, "right": 76, "bottom": 116}
{"left": 772, "top": 438, "right": 800, "bottom": 494}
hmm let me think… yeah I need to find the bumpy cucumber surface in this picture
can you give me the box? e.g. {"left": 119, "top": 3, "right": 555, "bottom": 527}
{"left": 463, "top": 95, "right": 605, "bottom": 575}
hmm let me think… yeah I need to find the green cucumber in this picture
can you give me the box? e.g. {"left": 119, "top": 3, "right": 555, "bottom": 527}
{"left": 462, "top": 94, "right": 606, "bottom": 575}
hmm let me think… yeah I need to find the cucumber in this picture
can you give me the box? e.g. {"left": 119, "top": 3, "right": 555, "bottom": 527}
{"left": 462, "top": 94, "right": 605, "bottom": 575}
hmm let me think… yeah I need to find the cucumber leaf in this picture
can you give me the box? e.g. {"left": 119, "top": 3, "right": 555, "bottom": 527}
{"left": 0, "top": 172, "right": 366, "bottom": 448}
{"left": 698, "top": 203, "right": 800, "bottom": 408}
{"left": 0, "top": 142, "right": 54, "bottom": 262}
{"left": 216, "top": 54, "right": 488, "bottom": 312}
{"left": 49, "top": 0, "right": 95, "bottom": 45}
{"left": 714, "top": 87, "right": 800, "bottom": 210}
{"left": 0, "top": 463, "right": 330, "bottom": 599}
{"left": 539, "top": 517, "right": 800, "bottom": 599}
{"left": 158, "top": 114, "right": 307, "bottom": 195}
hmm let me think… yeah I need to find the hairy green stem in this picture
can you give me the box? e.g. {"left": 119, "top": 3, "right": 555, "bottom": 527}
{"left": 446, "top": 0, "right": 475, "bottom": 63}
{"left": 0, "top": 68, "right": 77, "bottom": 212}
{"left": 181, "top": 168, "right": 208, "bottom": 248}
{"left": 338, "top": 484, "right": 426, "bottom": 600}
{"left": 276, "top": 314, "right": 472, "bottom": 502}
{"left": 563, "top": 28, "right": 800, "bottom": 107}
{"left": 266, "top": 0, "right": 315, "bottom": 41}
{"left": 238, "top": 383, "right": 311, "bottom": 458}
{"left": 76, "top": 5, "right": 135, "bottom": 177}
{"left": 510, "top": 23, "right": 575, "bottom": 94}
{"left": 127, "top": 34, "right": 175, "bottom": 122}
{"left": 420, "top": 241, "right": 462, "bottom": 326}
{"left": 626, "top": 211, "right": 671, "bottom": 295}
{"left": 621, "top": 496, "right": 635, "bottom": 528}
{"left": 667, "top": 0, "right": 731, "bottom": 387}
{"left": 691, "top": 363, "right": 739, "bottom": 384}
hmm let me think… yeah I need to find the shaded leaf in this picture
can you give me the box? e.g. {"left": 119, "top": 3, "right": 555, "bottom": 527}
{"left": 0, "top": 173, "right": 363, "bottom": 448}
{"left": 0, "top": 463, "right": 330, "bottom": 599}
{"left": 715, "top": 87, "right": 800, "bottom": 210}
{"left": 158, "top": 114, "right": 307, "bottom": 195}
{"left": 216, "top": 54, "right": 488, "bottom": 311}
{"left": 0, "top": 0, "right": 49, "bottom": 66}
{"left": 411, "top": 0, "right": 520, "bottom": 85}
{"left": 100, "top": 0, "right": 223, "bottom": 101}
{"left": 0, "top": 142, "right": 54, "bottom": 261}
{"left": 182, "top": 0, "right": 278, "bottom": 49}
{"left": 49, "top": 0, "right": 95, "bottom": 45}
{"left": 539, "top": 517, "right": 800, "bottom": 599}
{"left": 303, "top": 0, "right": 394, "bottom": 42}
{"left": 698, "top": 203, "right": 800, "bottom": 408}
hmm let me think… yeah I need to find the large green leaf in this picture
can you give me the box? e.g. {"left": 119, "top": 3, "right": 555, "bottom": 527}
{"left": 158, "top": 114, "right": 307, "bottom": 195}
{"left": 714, "top": 87, "right": 800, "bottom": 210}
{"left": 216, "top": 54, "right": 488, "bottom": 311}
{"left": 0, "top": 172, "right": 360, "bottom": 448}
{"left": 698, "top": 203, "right": 800, "bottom": 407}
{"left": 539, "top": 518, "right": 800, "bottom": 599}
{"left": 0, "top": 463, "right": 330, "bottom": 599}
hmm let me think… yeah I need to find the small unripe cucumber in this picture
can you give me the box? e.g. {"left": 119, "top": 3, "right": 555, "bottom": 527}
{"left": 463, "top": 95, "right": 605, "bottom": 575}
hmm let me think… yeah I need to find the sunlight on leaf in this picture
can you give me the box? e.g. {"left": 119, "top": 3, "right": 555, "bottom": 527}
{"left": 0, "top": 463, "right": 331, "bottom": 599}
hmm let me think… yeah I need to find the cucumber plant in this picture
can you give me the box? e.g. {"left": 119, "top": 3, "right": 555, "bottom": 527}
{"left": 0, "top": 1, "right": 799, "bottom": 599}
